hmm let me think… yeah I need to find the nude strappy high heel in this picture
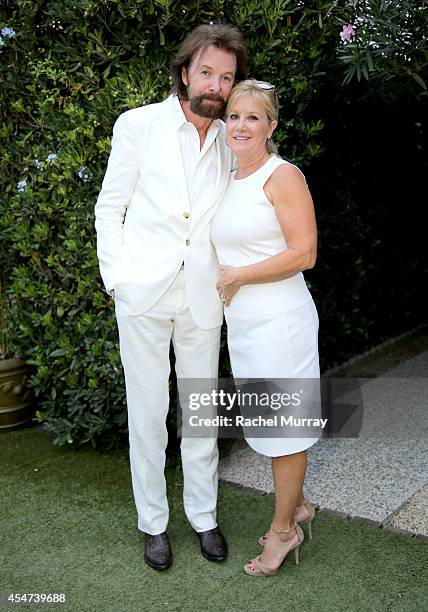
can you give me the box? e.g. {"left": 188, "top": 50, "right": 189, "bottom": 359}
{"left": 244, "top": 523, "right": 304, "bottom": 577}
{"left": 258, "top": 501, "right": 315, "bottom": 546}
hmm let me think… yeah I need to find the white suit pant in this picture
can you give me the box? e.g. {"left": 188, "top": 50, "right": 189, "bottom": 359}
{"left": 115, "top": 271, "right": 221, "bottom": 535}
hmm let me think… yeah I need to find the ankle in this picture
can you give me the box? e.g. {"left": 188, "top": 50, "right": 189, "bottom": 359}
{"left": 270, "top": 521, "right": 297, "bottom": 541}
{"left": 271, "top": 519, "right": 294, "bottom": 530}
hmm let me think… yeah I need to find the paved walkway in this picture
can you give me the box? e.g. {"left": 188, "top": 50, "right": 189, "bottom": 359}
{"left": 219, "top": 334, "right": 428, "bottom": 538}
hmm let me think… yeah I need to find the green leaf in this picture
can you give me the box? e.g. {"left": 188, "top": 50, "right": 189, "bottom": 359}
{"left": 411, "top": 72, "right": 427, "bottom": 90}
{"left": 50, "top": 349, "right": 67, "bottom": 358}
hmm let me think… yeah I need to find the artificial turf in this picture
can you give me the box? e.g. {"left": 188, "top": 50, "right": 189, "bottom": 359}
{"left": 1, "top": 428, "right": 426, "bottom": 612}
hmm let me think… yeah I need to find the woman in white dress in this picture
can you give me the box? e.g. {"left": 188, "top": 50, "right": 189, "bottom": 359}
{"left": 211, "top": 79, "right": 319, "bottom": 576}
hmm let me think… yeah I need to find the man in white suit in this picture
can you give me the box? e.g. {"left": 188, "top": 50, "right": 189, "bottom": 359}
{"left": 95, "top": 24, "right": 247, "bottom": 570}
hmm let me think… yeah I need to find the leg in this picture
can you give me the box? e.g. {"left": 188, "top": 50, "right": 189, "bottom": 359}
{"left": 116, "top": 294, "right": 174, "bottom": 535}
{"left": 246, "top": 450, "right": 307, "bottom": 574}
{"left": 264, "top": 450, "right": 307, "bottom": 568}
{"left": 258, "top": 457, "right": 315, "bottom": 546}
{"left": 297, "top": 491, "right": 305, "bottom": 505}
{"left": 271, "top": 450, "right": 307, "bottom": 531}
{"left": 172, "top": 295, "right": 221, "bottom": 532}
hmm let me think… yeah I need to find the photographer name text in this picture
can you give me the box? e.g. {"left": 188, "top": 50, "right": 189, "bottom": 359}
{"left": 188, "top": 415, "right": 328, "bottom": 428}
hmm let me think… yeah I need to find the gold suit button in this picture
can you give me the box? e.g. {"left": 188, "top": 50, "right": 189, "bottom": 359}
{"left": 183, "top": 212, "right": 190, "bottom": 219}
{"left": 185, "top": 239, "right": 190, "bottom": 246}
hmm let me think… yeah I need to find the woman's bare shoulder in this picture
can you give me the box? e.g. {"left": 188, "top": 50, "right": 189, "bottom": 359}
{"left": 265, "top": 161, "right": 308, "bottom": 203}
{"left": 270, "top": 161, "right": 306, "bottom": 184}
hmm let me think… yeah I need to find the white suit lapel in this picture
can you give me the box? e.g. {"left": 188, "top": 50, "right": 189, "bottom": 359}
{"left": 158, "top": 96, "right": 191, "bottom": 211}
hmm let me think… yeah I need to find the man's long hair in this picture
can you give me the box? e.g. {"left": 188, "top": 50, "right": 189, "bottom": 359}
{"left": 170, "top": 24, "right": 247, "bottom": 100}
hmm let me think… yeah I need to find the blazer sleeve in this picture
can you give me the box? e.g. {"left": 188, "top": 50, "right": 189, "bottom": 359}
{"left": 94, "top": 111, "right": 140, "bottom": 292}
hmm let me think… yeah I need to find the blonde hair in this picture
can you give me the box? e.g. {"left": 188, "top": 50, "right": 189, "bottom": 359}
{"left": 226, "top": 79, "right": 279, "bottom": 154}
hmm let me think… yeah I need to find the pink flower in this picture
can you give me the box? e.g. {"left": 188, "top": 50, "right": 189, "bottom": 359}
{"left": 340, "top": 24, "right": 355, "bottom": 43}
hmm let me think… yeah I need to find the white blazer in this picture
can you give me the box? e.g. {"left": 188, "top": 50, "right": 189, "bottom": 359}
{"left": 95, "top": 95, "right": 233, "bottom": 329}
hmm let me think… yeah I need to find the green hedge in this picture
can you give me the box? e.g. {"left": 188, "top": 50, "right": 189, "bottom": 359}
{"left": 1, "top": 0, "right": 426, "bottom": 448}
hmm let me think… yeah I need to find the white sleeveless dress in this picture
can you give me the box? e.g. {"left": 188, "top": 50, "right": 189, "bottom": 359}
{"left": 211, "top": 155, "right": 320, "bottom": 457}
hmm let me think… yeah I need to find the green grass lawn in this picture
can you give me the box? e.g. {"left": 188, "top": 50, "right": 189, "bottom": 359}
{"left": 1, "top": 429, "right": 426, "bottom": 612}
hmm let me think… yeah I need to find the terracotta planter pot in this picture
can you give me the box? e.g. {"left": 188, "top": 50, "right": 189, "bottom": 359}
{"left": 0, "top": 358, "right": 34, "bottom": 430}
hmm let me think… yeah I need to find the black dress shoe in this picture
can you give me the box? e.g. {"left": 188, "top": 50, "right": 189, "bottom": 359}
{"left": 196, "top": 527, "right": 228, "bottom": 562}
{"left": 144, "top": 532, "right": 172, "bottom": 570}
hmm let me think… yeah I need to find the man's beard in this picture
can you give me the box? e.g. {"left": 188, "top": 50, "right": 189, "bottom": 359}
{"left": 189, "top": 93, "right": 227, "bottom": 119}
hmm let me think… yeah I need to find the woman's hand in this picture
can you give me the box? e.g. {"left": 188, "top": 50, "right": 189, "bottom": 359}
{"left": 216, "top": 264, "right": 242, "bottom": 307}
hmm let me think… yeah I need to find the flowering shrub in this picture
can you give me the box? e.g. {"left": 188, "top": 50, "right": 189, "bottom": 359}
{"left": 1, "top": 0, "right": 425, "bottom": 448}
{"left": 340, "top": 24, "right": 355, "bottom": 43}
{"left": 0, "top": 25, "right": 15, "bottom": 46}
{"left": 329, "top": 0, "right": 427, "bottom": 91}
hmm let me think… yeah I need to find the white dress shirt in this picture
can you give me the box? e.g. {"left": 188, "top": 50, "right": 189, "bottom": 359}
{"left": 173, "top": 96, "right": 221, "bottom": 212}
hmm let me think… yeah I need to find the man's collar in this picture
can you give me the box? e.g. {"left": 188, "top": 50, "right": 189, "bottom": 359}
{"left": 172, "top": 94, "right": 188, "bottom": 130}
